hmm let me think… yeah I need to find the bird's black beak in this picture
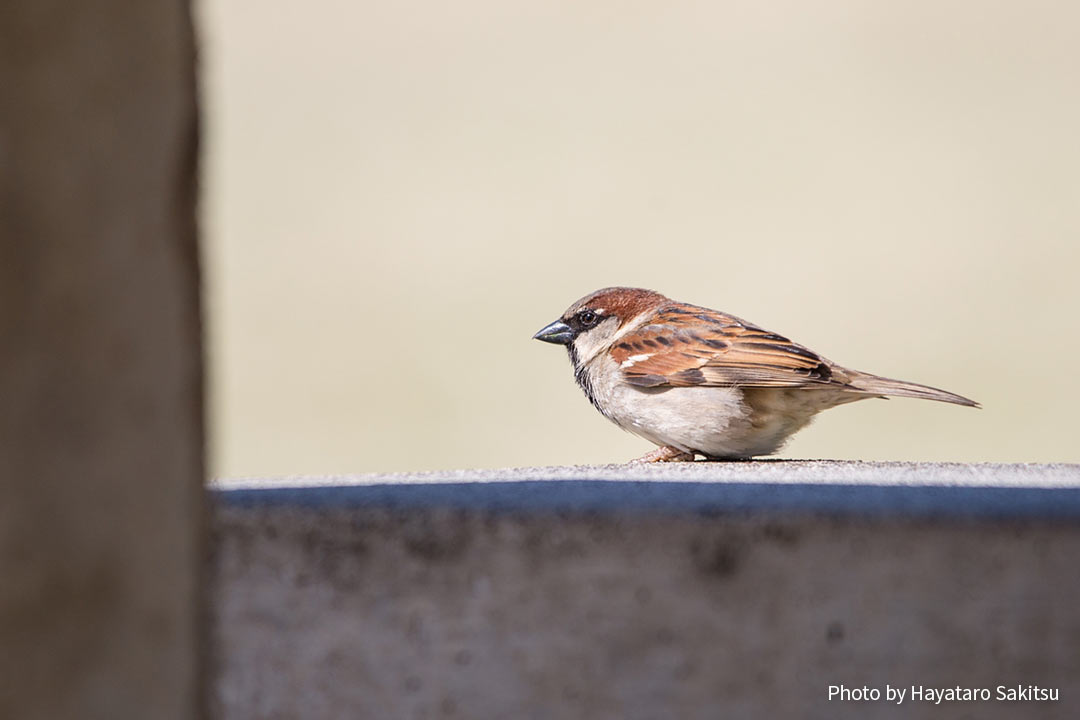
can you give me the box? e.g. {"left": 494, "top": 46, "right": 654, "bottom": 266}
{"left": 533, "top": 319, "right": 574, "bottom": 345}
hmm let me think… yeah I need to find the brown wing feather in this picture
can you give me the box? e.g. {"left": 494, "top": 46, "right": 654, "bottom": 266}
{"left": 612, "top": 305, "right": 846, "bottom": 389}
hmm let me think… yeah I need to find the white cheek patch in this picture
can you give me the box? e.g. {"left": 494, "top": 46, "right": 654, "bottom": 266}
{"left": 571, "top": 315, "right": 622, "bottom": 367}
{"left": 620, "top": 353, "right": 653, "bottom": 369}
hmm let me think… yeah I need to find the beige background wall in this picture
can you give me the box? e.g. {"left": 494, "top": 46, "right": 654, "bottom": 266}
{"left": 199, "top": 1, "right": 1080, "bottom": 476}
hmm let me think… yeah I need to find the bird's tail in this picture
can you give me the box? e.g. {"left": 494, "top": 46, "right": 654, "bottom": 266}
{"left": 844, "top": 370, "right": 980, "bottom": 408}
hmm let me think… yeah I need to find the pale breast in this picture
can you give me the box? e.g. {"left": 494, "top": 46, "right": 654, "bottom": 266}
{"left": 582, "top": 354, "right": 753, "bottom": 456}
{"left": 581, "top": 355, "right": 855, "bottom": 458}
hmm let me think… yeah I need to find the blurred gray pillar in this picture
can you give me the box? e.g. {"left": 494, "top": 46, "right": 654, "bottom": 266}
{"left": 0, "top": 2, "right": 203, "bottom": 720}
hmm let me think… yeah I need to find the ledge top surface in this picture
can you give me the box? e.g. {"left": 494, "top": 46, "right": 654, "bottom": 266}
{"left": 215, "top": 461, "right": 1080, "bottom": 490}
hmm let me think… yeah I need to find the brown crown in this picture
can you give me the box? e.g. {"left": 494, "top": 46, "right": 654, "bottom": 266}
{"left": 564, "top": 287, "right": 669, "bottom": 326}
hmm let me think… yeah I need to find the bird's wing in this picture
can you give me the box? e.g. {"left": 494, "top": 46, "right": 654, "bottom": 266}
{"left": 610, "top": 305, "right": 847, "bottom": 389}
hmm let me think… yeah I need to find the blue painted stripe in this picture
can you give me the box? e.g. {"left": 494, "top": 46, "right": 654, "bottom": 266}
{"left": 215, "top": 481, "right": 1080, "bottom": 520}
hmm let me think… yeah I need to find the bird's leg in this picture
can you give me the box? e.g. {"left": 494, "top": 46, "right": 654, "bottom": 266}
{"left": 631, "top": 445, "right": 695, "bottom": 463}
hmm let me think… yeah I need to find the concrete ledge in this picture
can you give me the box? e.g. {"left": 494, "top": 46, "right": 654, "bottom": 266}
{"left": 210, "top": 462, "right": 1080, "bottom": 719}
{"left": 217, "top": 461, "right": 1080, "bottom": 519}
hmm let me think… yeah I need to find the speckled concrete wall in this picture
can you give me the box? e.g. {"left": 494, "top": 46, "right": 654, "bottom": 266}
{"left": 0, "top": 3, "right": 203, "bottom": 718}
{"left": 210, "top": 464, "right": 1080, "bottom": 719}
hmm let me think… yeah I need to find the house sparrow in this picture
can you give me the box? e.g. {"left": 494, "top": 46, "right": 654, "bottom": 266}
{"left": 533, "top": 287, "right": 978, "bottom": 462}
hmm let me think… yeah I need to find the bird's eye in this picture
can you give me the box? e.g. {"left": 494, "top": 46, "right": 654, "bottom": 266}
{"left": 578, "top": 310, "right": 598, "bottom": 326}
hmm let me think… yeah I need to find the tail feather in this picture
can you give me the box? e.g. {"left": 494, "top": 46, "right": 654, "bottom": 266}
{"left": 845, "top": 371, "right": 980, "bottom": 408}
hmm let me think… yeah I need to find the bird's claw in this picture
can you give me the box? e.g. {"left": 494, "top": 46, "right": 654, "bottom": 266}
{"left": 630, "top": 446, "right": 696, "bottom": 463}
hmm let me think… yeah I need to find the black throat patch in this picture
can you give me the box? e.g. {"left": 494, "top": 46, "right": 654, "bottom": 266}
{"left": 567, "top": 344, "right": 610, "bottom": 418}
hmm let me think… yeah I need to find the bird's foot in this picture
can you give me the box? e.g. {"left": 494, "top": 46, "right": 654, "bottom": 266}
{"left": 631, "top": 446, "right": 696, "bottom": 463}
